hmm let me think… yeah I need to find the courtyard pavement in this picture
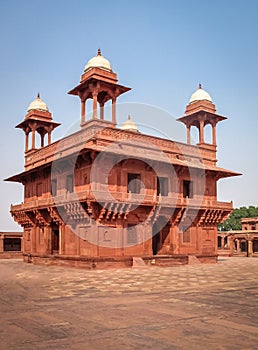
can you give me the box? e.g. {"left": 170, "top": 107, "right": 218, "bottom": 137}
{"left": 0, "top": 257, "right": 258, "bottom": 349}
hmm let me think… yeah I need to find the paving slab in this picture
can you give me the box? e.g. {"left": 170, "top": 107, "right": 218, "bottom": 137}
{"left": 0, "top": 257, "right": 258, "bottom": 349}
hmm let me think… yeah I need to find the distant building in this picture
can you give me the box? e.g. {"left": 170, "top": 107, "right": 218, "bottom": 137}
{"left": 0, "top": 232, "right": 23, "bottom": 258}
{"left": 218, "top": 217, "right": 258, "bottom": 256}
{"left": 5, "top": 50, "right": 240, "bottom": 268}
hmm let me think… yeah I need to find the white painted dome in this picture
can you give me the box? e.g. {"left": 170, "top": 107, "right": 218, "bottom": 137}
{"left": 121, "top": 115, "right": 138, "bottom": 132}
{"left": 27, "top": 93, "right": 49, "bottom": 112}
{"left": 84, "top": 49, "right": 112, "bottom": 72}
{"left": 189, "top": 84, "right": 212, "bottom": 103}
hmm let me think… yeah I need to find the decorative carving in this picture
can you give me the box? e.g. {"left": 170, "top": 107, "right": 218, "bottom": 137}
{"left": 11, "top": 210, "right": 33, "bottom": 228}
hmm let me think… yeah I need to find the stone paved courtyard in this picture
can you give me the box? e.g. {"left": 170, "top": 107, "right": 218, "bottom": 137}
{"left": 0, "top": 257, "right": 258, "bottom": 349}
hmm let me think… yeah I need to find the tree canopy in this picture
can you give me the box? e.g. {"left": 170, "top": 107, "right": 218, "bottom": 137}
{"left": 218, "top": 206, "right": 258, "bottom": 231}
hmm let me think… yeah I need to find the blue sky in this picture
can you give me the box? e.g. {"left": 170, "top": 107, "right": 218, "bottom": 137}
{"left": 1, "top": 0, "right": 258, "bottom": 230}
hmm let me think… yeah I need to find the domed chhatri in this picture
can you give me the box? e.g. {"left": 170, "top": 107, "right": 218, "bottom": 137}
{"left": 16, "top": 93, "right": 60, "bottom": 152}
{"left": 121, "top": 115, "right": 139, "bottom": 132}
{"left": 84, "top": 49, "right": 112, "bottom": 73}
{"left": 27, "top": 93, "right": 49, "bottom": 112}
{"left": 69, "top": 49, "right": 131, "bottom": 126}
{"left": 189, "top": 84, "right": 212, "bottom": 104}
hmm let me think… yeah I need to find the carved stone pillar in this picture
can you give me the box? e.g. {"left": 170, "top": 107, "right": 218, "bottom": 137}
{"left": 236, "top": 239, "right": 240, "bottom": 253}
{"left": 31, "top": 128, "right": 36, "bottom": 149}
{"left": 31, "top": 225, "right": 37, "bottom": 253}
{"left": 199, "top": 120, "right": 204, "bottom": 143}
{"left": 59, "top": 223, "right": 65, "bottom": 255}
{"left": 221, "top": 236, "right": 225, "bottom": 249}
{"left": 212, "top": 122, "right": 217, "bottom": 146}
{"left": 20, "top": 234, "right": 24, "bottom": 253}
{"left": 81, "top": 99, "right": 86, "bottom": 124}
{"left": 247, "top": 239, "right": 253, "bottom": 257}
{"left": 25, "top": 131, "right": 29, "bottom": 152}
{"left": 228, "top": 236, "right": 234, "bottom": 256}
{"left": 48, "top": 132, "right": 51, "bottom": 145}
{"left": 100, "top": 103, "right": 104, "bottom": 120}
{"left": 45, "top": 124, "right": 53, "bottom": 145}
{"left": 92, "top": 91, "right": 98, "bottom": 119}
{"left": 186, "top": 125, "right": 191, "bottom": 144}
{"left": 44, "top": 225, "right": 52, "bottom": 254}
{"left": 40, "top": 133, "right": 44, "bottom": 147}
{"left": 112, "top": 98, "right": 116, "bottom": 124}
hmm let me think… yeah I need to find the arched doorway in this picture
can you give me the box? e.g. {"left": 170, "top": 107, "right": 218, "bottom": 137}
{"left": 51, "top": 224, "right": 59, "bottom": 254}
{"left": 152, "top": 217, "right": 170, "bottom": 255}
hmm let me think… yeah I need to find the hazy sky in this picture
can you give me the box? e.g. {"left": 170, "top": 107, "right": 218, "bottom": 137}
{"left": 1, "top": 0, "right": 258, "bottom": 230}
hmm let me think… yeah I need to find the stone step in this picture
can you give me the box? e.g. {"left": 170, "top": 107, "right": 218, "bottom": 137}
{"left": 132, "top": 257, "right": 147, "bottom": 268}
{"left": 188, "top": 255, "right": 201, "bottom": 264}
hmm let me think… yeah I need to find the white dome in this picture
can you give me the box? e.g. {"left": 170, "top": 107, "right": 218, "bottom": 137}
{"left": 84, "top": 49, "right": 112, "bottom": 72}
{"left": 27, "top": 93, "right": 49, "bottom": 112}
{"left": 189, "top": 84, "right": 212, "bottom": 103}
{"left": 121, "top": 115, "right": 138, "bottom": 132}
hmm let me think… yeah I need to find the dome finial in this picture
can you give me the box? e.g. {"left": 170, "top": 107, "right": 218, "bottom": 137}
{"left": 121, "top": 115, "right": 138, "bottom": 132}
{"left": 84, "top": 50, "right": 112, "bottom": 72}
{"left": 27, "top": 94, "right": 49, "bottom": 112}
{"left": 189, "top": 84, "right": 212, "bottom": 104}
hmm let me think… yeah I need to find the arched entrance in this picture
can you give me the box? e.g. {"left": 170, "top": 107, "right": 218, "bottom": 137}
{"left": 51, "top": 224, "right": 59, "bottom": 254}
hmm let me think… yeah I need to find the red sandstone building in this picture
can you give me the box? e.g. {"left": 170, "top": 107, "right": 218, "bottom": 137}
{"left": 218, "top": 217, "right": 258, "bottom": 257}
{"left": 6, "top": 50, "right": 240, "bottom": 268}
{"left": 0, "top": 232, "right": 23, "bottom": 259}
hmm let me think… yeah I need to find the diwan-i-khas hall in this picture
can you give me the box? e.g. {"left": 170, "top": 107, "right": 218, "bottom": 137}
{"left": 6, "top": 50, "right": 240, "bottom": 268}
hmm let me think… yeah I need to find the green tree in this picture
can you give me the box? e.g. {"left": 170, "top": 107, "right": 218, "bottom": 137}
{"left": 218, "top": 206, "right": 258, "bottom": 231}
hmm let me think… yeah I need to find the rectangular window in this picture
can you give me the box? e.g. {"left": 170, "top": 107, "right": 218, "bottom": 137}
{"left": 3, "top": 238, "right": 21, "bottom": 251}
{"left": 66, "top": 174, "right": 74, "bottom": 193}
{"left": 157, "top": 177, "right": 168, "bottom": 196}
{"left": 127, "top": 173, "right": 141, "bottom": 194}
{"left": 183, "top": 180, "right": 193, "bottom": 198}
{"left": 51, "top": 179, "right": 57, "bottom": 196}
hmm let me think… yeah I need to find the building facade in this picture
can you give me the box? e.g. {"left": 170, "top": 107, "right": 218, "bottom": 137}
{"left": 218, "top": 217, "right": 258, "bottom": 257}
{"left": 6, "top": 50, "right": 240, "bottom": 268}
{"left": 0, "top": 232, "right": 23, "bottom": 258}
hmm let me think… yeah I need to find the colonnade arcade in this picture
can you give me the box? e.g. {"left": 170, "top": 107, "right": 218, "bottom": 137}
{"left": 218, "top": 231, "right": 258, "bottom": 257}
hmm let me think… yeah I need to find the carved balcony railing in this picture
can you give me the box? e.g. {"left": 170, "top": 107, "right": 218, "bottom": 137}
{"left": 11, "top": 189, "right": 233, "bottom": 214}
